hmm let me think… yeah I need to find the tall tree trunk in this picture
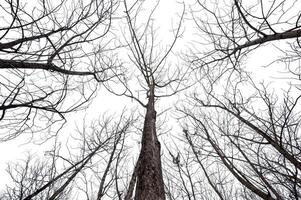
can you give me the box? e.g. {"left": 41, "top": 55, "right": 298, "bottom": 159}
{"left": 134, "top": 85, "right": 165, "bottom": 200}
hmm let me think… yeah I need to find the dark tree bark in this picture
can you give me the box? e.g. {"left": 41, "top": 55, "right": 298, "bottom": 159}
{"left": 135, "top": 84, "right": 165, "bottom": 200}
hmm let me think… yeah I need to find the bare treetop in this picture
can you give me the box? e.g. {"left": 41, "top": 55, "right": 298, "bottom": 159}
{"left": 0, "top": 0, "right": 120, "bottom": 141}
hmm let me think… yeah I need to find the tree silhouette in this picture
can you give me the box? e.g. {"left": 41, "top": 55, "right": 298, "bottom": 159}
{"left": 0, "top": 0, "right": 119, "bottom": 141}
{"left": 172, "top": 0, "right": 301, "bottom": 199}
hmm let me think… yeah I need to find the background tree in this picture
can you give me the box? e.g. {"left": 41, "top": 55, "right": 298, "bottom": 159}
{"left": 0, "top": 112, "right": 134, "bottom": 200}
{"left": 0, "top": 0, "right": 119, "bottom": 141}
{"left": 169, "top": 0, "right": 301, "bottom": 199}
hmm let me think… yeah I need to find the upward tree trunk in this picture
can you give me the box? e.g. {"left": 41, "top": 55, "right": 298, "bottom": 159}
{"left": 134, "top": 85, "right": 166, "bottom": 200}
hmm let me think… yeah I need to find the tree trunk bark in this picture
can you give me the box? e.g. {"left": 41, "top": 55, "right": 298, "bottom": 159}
{"left": 134, "top": 85, "right": 165, "bottom": 200}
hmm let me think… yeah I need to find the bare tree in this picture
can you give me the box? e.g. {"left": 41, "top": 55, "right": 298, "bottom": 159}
{"left": 173, "top": 0, "right": 301, "bottom": 199}
{"left": 190, "top": 0, "right": 301, "bottom": 73}
{"left": 0, "top": 0, "right": 188, "bottom": 199}
{"left": 0, "top": 0, "right": 119, "bottom": 141}
{"left": 103, "top": 1, "right": 186, "bottom": 199}
{"left": 0, "top": 112, "right": 134, "bottom": 200}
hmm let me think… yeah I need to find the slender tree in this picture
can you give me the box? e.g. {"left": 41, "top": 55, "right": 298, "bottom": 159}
{"left": 1, "top": 112, "right": 134, "bottom": 200}
{"left": 172, "top": 0, "right": 301, "bottom": 199}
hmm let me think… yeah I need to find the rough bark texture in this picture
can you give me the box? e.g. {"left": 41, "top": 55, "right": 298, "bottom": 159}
{"left": 134, "top": 85, "right": 166, "bottom": 200}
